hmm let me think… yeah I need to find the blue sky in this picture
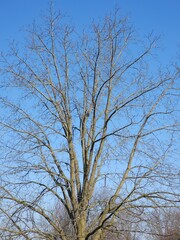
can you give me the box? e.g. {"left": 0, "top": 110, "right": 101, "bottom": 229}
{"left": 0, "top": 0, "right": 179, "bottom": 64}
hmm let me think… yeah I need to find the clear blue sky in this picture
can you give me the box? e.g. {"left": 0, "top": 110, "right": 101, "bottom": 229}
{"left": 0, "top": 0, "right": 179, "bottom": 64}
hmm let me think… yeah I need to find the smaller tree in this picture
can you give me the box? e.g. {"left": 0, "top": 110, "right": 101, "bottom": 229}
{"left": 103, "top": 209, "right": 140, "bottom": 240}
{"left": 147, "top": 209, "right": 180, "bottom": 240}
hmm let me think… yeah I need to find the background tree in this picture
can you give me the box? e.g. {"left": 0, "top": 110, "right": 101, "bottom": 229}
{"left": 146, "top": 209, "right": 180, "bottom": 240}
{"left": 0, "top": 5, "right": 179, "bottom": 240}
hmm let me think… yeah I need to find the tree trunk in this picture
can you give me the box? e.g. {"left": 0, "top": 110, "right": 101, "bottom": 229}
{"left": 93, "top": 229, "right": 105, "bottom": 240}
{"left": 76, "top": 213, "right": 87, "bottom": 240}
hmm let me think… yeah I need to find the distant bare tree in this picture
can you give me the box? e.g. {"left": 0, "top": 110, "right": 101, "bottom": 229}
{"left": 0, "top": 4, "right": 179, "bottom": 240}
{"left": 147, "top": 209, "right": 180, "bottom": 240}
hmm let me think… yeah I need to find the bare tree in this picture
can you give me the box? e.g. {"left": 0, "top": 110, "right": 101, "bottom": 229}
{"left": 146, "top": 209, "right": 180, "bottom": 240}
{"left": 0, "top": 5, "right": 179, "bottom": 240}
